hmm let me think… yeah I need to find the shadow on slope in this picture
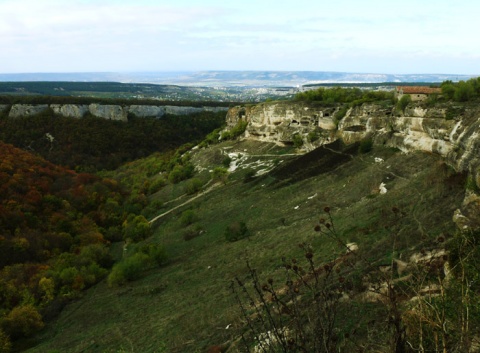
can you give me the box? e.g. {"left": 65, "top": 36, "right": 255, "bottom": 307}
{"left": 268, "top": 140, "right": 359, "bottom": 184}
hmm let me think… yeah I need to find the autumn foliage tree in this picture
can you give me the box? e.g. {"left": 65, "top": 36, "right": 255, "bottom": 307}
{"left": 0, "top": 141, "right": 130, "bottom": 348}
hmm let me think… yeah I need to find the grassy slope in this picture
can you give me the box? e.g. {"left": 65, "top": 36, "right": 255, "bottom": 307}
{"left": 25, "top": 140, "right": 466, "bottom": 353}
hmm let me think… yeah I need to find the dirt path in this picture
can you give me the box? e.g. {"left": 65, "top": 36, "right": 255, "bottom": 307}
{"left": 149, "top": 181, "right": 222, "bottom": 224}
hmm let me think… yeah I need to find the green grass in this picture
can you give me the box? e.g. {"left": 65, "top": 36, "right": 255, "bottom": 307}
{"left": 24, "top": 141, "right": 467, "bottom": 353}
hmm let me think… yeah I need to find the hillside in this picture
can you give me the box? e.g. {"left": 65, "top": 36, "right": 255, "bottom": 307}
{"left": 2, "top": 88, "right": 480, "bottom": 352}
{"left": 22, "top": 142, "right": 476, "bottom": 352}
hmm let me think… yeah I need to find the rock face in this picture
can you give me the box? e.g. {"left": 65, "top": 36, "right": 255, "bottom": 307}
{"left": 226, "top": 102, "right": 338, "bottom": 148}
{"left": 228, "top": 101, "right": 480, "bottom": 174}
{"left": 9, "top": 104, "right": 50, "bottom": 118}
{"left": 51, "top": 104, "right": 89, "bottom": 118}
{"left": 88, "top": 104, "right": 128, "bottom": 121}
{"left": 227, "top": 100, "right": 480, "bottom": 229}
{"left": 3, "top": 103, "right": 228, "bottom": 120}
{"left": 128, "top": 105, "right": 166, "bottom": 118}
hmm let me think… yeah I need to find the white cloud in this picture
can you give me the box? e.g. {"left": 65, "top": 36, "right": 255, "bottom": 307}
{"left": 0, "top": 0, "right": 479, "bottom": 74}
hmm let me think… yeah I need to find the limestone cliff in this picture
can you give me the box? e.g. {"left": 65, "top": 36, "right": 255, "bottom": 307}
{"left": 227, "top": 101, "right": 480, "bottom": 229}
{"left": 226, "top": 102, "right": 338, "bottom": 148}
{"left": 3, "top": 103, "right": 228, "bottom": 120}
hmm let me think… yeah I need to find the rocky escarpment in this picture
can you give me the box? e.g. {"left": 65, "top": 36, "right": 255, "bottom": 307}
{"left": 4, "top": 103, "right": 228, "bottom": 121}
{"left": 226, "top": 102, "right": 338, "bottom": 149}
{"left": 226, "top": 101, "right": 480, "bottom": 230}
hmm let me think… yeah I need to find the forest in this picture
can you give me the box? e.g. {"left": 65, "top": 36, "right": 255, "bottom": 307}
{"left": 0, "top": 104, "right": 228, "bottom": 351}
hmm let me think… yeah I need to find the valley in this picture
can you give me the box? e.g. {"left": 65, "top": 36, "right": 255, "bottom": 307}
{"left": 0, "top": 80, "right": 480, "bottom": 352}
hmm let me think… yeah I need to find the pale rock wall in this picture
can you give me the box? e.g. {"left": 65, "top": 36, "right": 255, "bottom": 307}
{"left": 164, "top": 105, "right": 228, "bottom": 115}
{"left": 51, "top": 104, "right": 89, "bottom": 118}
{"left": 226, "top": 102, "right": 337, "bottom": 148}
{"left": 88, "top": 104, "right": 128, "bottom": 121}
{"left": 128, "top": 105, "right": 166, "bottom": 118}
{"left": 9, "top": 104, "right": 49, "bottom": 118}
{"left": 3, "top": 103, "right": 228, "bottom": 120}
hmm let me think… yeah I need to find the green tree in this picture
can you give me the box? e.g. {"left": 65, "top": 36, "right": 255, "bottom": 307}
{"left": 441, "top": 81, "right": 456, "bottom": 100}
{"left": 107, "top": 252, "right": 151, "bottom": 286}
{"left": 211, "top": 167, "right": 229, "bottom": 184}
{"left": 123, "top": 215, "right": 152, "bottom": 242}
{"left": 292, "top": 133, "right": 304, "bottom": 148}
{"left": 2, "top": 305, "right": 44, "bottom": 340}
{"left": 454, "top": 80, "right": 475, "bottom": 102}
{"left": 397, "top": 94, "right": 411, "bottom": 113}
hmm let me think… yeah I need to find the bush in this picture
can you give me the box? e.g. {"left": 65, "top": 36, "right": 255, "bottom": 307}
{"left": 292, "top": 134, "right": 304, "bottom": 148}
{"left": 222, "top": 156, "right": 232, "bottom": 168}
{"left": 307, "top": 131, "right": 320, "bottom": 143}
{"left": 148, "top": 177, "right": 167, "bottom": 195}
{"left": 180, "top": 210, "right": 199, "bottom": 226}
{"left": 211, "top": 167, "right": 229, "bottom": 184}
{"left": 137, "top": 244, "right": 168, "bottom": 266}
{"left": 334, "top": 106, "right": 349, "bottom": 122}
{"left": 184, "top": 178, "right": 203, "bottom": 195}
{"left": 123, "top": 215, "right": 152, "bottom": 242}
{"left": 225, "top": 221, "right": 250, "bottom": 242}
{"left": 107, "top": 252, "right": 151, "bottom": 286}
{"left": 183, "top": 227, "right": 203, "bottom": 241}
{"left": 243, "top": 169, "right": 257, "bottom": 183}
{"left": 397, "top": 94, "right": 411, "bottom": 113}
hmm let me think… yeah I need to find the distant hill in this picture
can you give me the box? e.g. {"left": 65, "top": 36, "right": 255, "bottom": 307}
{"left": 0, "top": 71, "right": 476, "bottom": 87}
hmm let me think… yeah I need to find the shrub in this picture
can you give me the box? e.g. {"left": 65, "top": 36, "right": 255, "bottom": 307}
{"left": 180, "top": 210, "right": 198, "bottom": 226}
{"left": 334, "top": 105, "right": 349, "bottom": 122}
{"left": 168, "top": 163, "right": 194, "bottom": 184}
{"left": 222, "top": 156, "right": 232, "bottom": 168}
{"left": 184, "top": 178, "right": 203, "bottom": 195}
{"left": 211, "top": 167, "right": 229, "bottom": 184}
{"left": 183, "top": 228, "right": 201, "bottom": 241}
{"left": 148, "top": 177, "right": 167, "bottom": 195}
{"left": 397, "top": 94, "right": 411, "bottom": 113}
{"left": 107, "top": 252, "right": 151, "bottom": 286}
{"left": 243, "top": 169, "right": 257, "bottom": 183}
{"left": 138, "top": 244, "right": 168, "bottom": 266}
{"left": 292, "top": 133, "right": 304, "bottom": 148}
{"left": 123, "top": 215, "right": 152, "bottom": 242}
{"left": 225, "top": 221, "right": 250, "bottom": 242}
{"left": 307, "top": 131, "right": 320, "bottom": 143}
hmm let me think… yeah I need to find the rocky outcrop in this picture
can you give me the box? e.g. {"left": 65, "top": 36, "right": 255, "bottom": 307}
{"left": 227, "top": 101, "right": 480, "bottom": 229}
{"left": 228, "top": 101, "right": 480, "bottom": 174}
{"left": 9, "top": 104, "right": 50, "bottom": 118}
{"left": 226, "top": 102, "right": 338, "bottom": 147}
{"left": 128, "top": 105, "right": 166, "bottom": 118}
{"left": 88, "top": 104, "right": 128, "bottom": 121}
{"left": 51, "top": 104, "right": 89, "bottom": 118}
{"left": 3, "top": 103, "right": 228, "bottom": 120}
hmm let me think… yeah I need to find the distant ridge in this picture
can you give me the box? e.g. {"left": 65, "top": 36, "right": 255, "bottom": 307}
{"left": 0, "top": 71, "right": 476, "bottom": 87}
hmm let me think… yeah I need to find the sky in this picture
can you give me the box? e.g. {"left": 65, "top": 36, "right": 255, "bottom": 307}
{"left": 1, "top": 0, "right": 479, "bottom": 75}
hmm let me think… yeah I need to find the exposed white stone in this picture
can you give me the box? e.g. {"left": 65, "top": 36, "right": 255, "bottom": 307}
{"left": 51, "top": 104, "right": 89, "bottom": 118}
{"left": 9, "top": 104, "right": 49, "bottom": 118}
{"left": 379, "top": 183, "right": 387, "bottom": 194}
{"left": 89, "top": 104, "right": 128, "bottom": 121}
{"left": 128, "top": 105, "right": 165, "bottom": 118}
